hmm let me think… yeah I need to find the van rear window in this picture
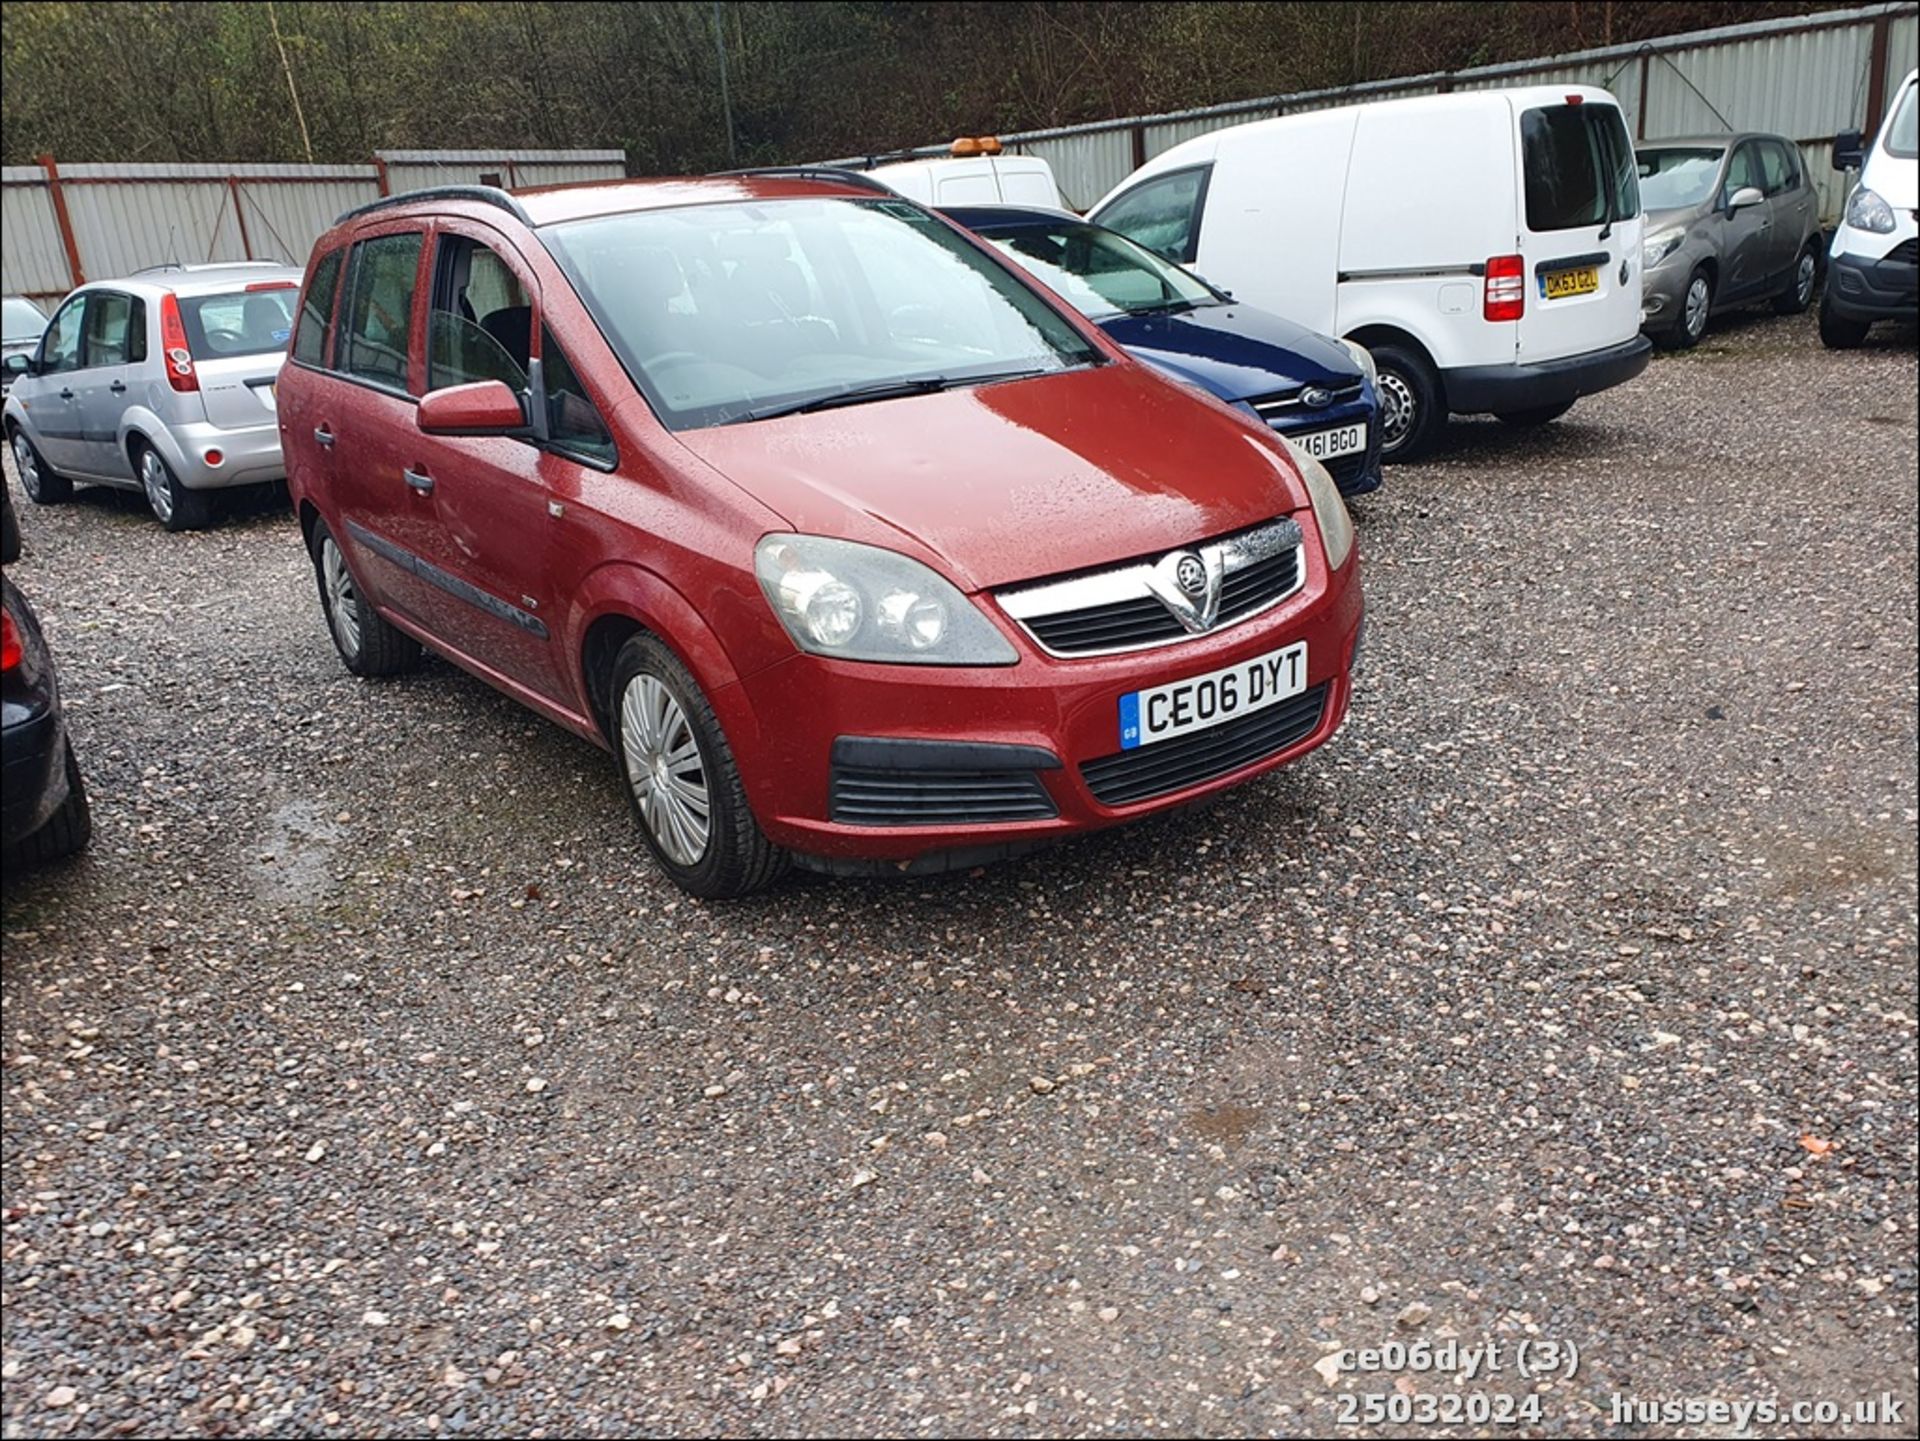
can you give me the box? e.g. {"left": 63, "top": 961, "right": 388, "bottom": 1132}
{"left": 179, "top": 288, "right": 296, "bottom": 358}
{"left": 1522, "top": 103, "right": 1638, "bottom": 232}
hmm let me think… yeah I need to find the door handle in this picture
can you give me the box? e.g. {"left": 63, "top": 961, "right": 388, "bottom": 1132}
{"left": 59, "top": 388, "right": 74, "bottom": 399}
{"left": 313, "top": 426, "right": 335, "bottom": 447}
{"left": 109, "top": 380, "right": 127, "bottom": 394}
{"left": 403, "top": 467, "right": 435, "bottom": 494}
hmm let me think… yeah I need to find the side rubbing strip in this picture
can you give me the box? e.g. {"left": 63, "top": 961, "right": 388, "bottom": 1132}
{"left": 344, "top": 520, "right": 548, "bottom": 639}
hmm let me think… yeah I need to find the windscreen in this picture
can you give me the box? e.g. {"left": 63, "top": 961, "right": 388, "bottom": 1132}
{"left": 986, "top": 221, "right": 1216, "bottom": 320}
{"left": 542, "top": 197, "right": 1098, "bottom": 430}
{"left": 1523, "top": 103, "right": 1640, "bottom": 231}
{"left": 1885, "top": 81, "right": 1917, "bottom": 159}
{"left": 1636, "top": 147, "right": 1724, "bottom": 210}
{"left": 3, "top": 297, "right": 46, "bottom": 344}
{"left": 179, "top": 287, "right": 297, "bottom": 358}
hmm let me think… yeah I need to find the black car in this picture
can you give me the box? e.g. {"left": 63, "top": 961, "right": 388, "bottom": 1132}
{"left": 2, "top": 486, "right": 90, "bottom": 863}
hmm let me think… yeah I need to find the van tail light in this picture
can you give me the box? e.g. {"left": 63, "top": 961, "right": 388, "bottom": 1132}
{"left": 1484, "top": 254, "right": 1526, "bottom": 322}
{"left": 1, "top": 606, "right": 21, "bottom": 674}
{"left": 160, "top": 293, "right": 198, "bottom": 392}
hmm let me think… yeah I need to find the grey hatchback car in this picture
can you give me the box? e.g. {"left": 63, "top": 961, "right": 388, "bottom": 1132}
{"left": 1637, "top": 133, "right": 1823, "bottom": 349}
{"left": 3, "top": 262, "right": 302, "bottom": 530}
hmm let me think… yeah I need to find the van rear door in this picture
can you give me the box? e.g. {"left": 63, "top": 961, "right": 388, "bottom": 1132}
{"left": 1513, "top": 96, "right": 1644, "bottom": 364}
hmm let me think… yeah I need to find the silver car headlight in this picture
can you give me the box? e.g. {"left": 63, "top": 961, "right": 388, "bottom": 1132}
{"left": 1338, "top": 338, "right": 1378, "bottom": 389}
{"left": 1845, "top": 186, "right": 1896, "bottom": 234}
{"left": 1276, "top": 438, "right": 1354, "bottom": 572}
{"left": 754, "top": 533, "right": 1017, "bottom": 665}
{"left": 1642, "top": 228, "right": 1685, "bottom": 269}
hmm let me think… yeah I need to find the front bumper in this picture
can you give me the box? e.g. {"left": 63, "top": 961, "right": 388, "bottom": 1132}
{"left": 163, "top": 417, "right": 286, "bottom": 491}
{"left": 2, "top": 699, "right": 67, "bottom": 846}
{"left": 727, "top": 530, "right": 1364, "bottom": 864}
{"left": 1639, "top": 259, "right": 1694, "bottom": 333}
{"left": 1824, "top": 246, "right": 1918, "bottom": 323}
{"left": 1441, "top": 335, "right": 1652, "bottom": 414}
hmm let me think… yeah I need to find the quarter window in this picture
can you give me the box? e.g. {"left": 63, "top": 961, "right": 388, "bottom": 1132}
{"left": 428, "top": 235, "right": 533, "bottom": 392}
{"left": 294, "top": 249, "right": 343, "bottom": 366}
{"left": 540, "top": 326, "right": 614, "bottom": 464}
{"left": 341, "top": 232, "right": 424, "bottom": 390}
{"left": 1094, "top": 166, "right": 1212, "bottom": 263}
{"left": 38, "top": 296, "right": 85, "bottom": 374}
{"left": 1758, "top": 140, "right": 1799, "bottom": 195}
{"left": 1723, "top": 143, "right": 1762, "bottom": 203}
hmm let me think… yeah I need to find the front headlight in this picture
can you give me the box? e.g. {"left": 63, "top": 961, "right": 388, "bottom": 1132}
{"left": 1338, "top": 338, "right": 1378, "bottom": 389}
{"left": 1276, "top": 437, "right": 1353, "bottom": 572}
{"left": 1845, "top": 186, "right": 1896, "bottom": 234}
{"left": 754, "top": 533, "right": 1017, "bottom": 666}
{"left": 1642, "top": 228, "right": 1685, "bottom": 269}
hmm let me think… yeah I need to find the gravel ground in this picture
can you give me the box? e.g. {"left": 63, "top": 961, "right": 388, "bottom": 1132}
{"left": 2, "top": 306, "right": 1916, "bottom": 1439}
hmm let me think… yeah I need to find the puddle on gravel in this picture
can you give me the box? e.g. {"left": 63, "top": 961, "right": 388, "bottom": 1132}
{"left": 252, "top": 800, "right": 344, "bottom": 905}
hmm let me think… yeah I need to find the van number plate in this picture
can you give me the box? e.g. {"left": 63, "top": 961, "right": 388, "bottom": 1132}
{"left": 1541, "top": 266, "right": 1599, "bottom": 299}
{"left": 1119, "top": 641, "right": 1307, "bottom": 750}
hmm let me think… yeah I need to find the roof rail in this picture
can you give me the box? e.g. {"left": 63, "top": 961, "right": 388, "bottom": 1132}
{"left": 709, "top": 166, "right": 896, "bottom": 196}
{"left": 335, "top": 184, "right": 533, "bottom": 227}
{"left": 131, "top": 260, "right": 285, "bottom": 276}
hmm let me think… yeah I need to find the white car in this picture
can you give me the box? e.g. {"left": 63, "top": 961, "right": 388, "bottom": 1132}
{"left": 1822, "top": 67, "right": 1918, "bottom": 348}
{"left": 1089, "top": 86, "right": 1651, "bottom": 460}
{"left": 3, "top": 262, "right": 300, "bottom": 530}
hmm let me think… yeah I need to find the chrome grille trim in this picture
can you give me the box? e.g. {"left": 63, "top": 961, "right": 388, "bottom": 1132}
{"left": 995, "top": 516, "right": 1306, "bottom": 659}
{"left": 1249, "top": 381, "right": 1365, "bottom": 419}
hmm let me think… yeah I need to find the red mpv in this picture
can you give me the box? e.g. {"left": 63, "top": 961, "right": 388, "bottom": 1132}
{"left": 278, "top": 172, "right": 1363, "bottom": 897}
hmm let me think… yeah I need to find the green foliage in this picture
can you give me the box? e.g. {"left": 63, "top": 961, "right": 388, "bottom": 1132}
{"left": 0, "top": 0, "right": 1859, "bottom": 168}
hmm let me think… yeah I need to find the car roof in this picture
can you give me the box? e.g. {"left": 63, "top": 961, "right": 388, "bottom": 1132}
{"left": 78, "top": 263, "right": 305, "bottom": 298}
{"left": 331, "top": 171, "right": 892, "bottom": 236}
{"left": 1637, "top": 133, "right": 1776, "bottom": 150}
{"left": 940, "top": 204, "right": 1084, "bottom": 230}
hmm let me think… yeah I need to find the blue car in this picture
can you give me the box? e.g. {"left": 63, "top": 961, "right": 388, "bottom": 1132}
{"left": 944, "top": 205, "right": 1383, "bottom": 496}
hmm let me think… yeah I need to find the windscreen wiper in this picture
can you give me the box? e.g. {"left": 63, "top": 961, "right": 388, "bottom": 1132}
{"left": 743, "top": 369, "right": 1048, "bottom": 422}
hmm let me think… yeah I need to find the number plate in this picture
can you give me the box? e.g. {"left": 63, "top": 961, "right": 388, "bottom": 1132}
{"left": 1119, "top": 640, "right": 1308, "bottom": 750}
{"left": 1292, "top": 422, "right": 1366, "bottom": 461}
{"left": 1541, "top": 265, "right": 1599, "bottom": 299}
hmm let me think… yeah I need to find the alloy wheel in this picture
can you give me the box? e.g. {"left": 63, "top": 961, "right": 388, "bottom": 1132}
{"left": 320, "top": 536, "right": 362, "bottom": 659}
{"left": 620, "top": 673, "right": 711, "bottom": 867}
{"left": 140, "top": 450, "right": 174, "bottom": 524}
{"left": 12, "top": 434, "right": 40, "bottom": 500}
{"left": 1684, "top": 276, "right": 1711, "bottom": 340}
{"left": 1795, "top": 252, "right": 1816, "bottom": 307}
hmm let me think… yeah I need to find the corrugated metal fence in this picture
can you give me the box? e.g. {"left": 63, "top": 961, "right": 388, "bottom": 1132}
{"left": 836, "top": 2, "right": 1917, "bottom": 217}
{"left": 0, "top": 149, "right": 626, "bottom": 306}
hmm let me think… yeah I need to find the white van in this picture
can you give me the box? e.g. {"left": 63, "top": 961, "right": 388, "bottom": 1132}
{"left": 1822, "top": 67, "right": 1918, "bottom": 348}
{"left": 867, "top": 151, "right": 1063, "bottom": 209}
{"left": 1089, "top": 85, "right": 1650, "bottom": 460}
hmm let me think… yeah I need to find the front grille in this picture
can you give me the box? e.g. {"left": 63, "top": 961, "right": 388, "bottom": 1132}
{"left": 1080, "top": 683, "right": 1328, "bottom": 807}
{"left": 998, "top": 517, "right": 1305, "bottom": 658}
{"left": 830, "top": 766, "right": 1057, "bottom": 826}
{"left": 1249, "top": 381, "right": 1365, "bottom": 420}
{"left": 1889, "top": 238, "right": 1918, "bottom": 267}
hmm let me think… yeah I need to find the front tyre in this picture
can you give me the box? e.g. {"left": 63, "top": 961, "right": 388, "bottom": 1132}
{"left": 10, "top": 429, "right": 72, "bottom": 504}
{"left": 1662, "top": 266, "right": 1713, "bottom": 350}
{"left": 1818, "top": 290, "right": 1870, "bottom": 349}
{"left": 308, "top": 517, "right": 421, "bottom": 677}
{"left": 14, "top": 741, "right": 91, "bottom": 863}
{"left": 611, "top": 633, "right": 785, "bottom": 899}
{"left": 1369, "top": 344, "right": 1443, "bottom": 462}
{"left": 137, "top": 444, "right": 212, "bottom": 532}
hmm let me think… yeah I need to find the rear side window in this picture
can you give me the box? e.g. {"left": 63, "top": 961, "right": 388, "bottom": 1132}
{"left": 341, "top": 233, "right": 424, "bottom": 391}
{"left": 179, "top": 288, "right": 295, "bottom": 358}
{"left": 1094, "top": 166, "right": 1211, "bottom": 263}
{"left": 83, "top": 292, "right": 145, "bottom": 366}
{"left": 428, "top": 235, "right": 533, "bottom": 392}
{"left": 1522, "top": 104, "right": 1639, "bottom": 231}
{"left": 540, "top": 326, "right": 614, "bottom": 465}
{"left": 294, "top": 250, "right": 343, "bottom": 366}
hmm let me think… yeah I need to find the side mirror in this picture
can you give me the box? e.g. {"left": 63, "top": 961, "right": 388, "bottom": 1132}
{"left": 1727, "top": 185, "right": 1765, "bottom": 213}
{"left": 1832, "top": 129, "right": 1865, "bottom": 172}
{"left": 2, "top": 353, "right": 33, "bottom": 377}
{"left": 417, "top": 379, "right": 529, "bottom": 436}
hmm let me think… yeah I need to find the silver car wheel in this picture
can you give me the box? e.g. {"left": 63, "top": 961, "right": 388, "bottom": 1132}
{"left": 320, "top": 536, "right": 362, "bottom": 659}
{"left": 140, "top": 449, "right": 175, "bottom": 524}
{"left": 11, "top": 434, "right": 40, "bottom": 500}
{"left": 1376, "top": 370, "right": 1415, "bottom": 452}
{"left": 620, "top": 673, "right": 711, "bottom": 867}
{"left": 1684, "top": 276, "right": 1711, "bottom": 340}
{"left": 1795, "top": 251, "right": 1816, "bottom": 306}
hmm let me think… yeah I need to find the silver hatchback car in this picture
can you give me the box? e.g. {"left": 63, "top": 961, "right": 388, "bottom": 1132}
{"left": 2, "top": 262, "right": 302, "bottom": 530}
